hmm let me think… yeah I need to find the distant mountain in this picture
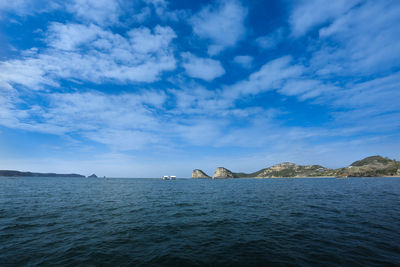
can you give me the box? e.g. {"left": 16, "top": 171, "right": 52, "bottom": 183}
{"left": 193, "top": 156, "right": 400, "bottom": 178}
{"left": 0, "top": 170, "right": 85, "bottom": 178}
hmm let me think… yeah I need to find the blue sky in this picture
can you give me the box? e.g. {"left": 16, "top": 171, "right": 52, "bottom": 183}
{"left": 0, "top": 0, "right": 400, "bottom": 177}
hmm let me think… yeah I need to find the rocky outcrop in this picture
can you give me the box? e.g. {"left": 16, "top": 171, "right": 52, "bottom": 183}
{"left": 87, "top": 174, "right": 98, "bottom": 178}
{"left": 191, "top": 169, "right": 211, "bottom": 178}
{"left": 213, "top": 167, "right": 234, "bottom": 179}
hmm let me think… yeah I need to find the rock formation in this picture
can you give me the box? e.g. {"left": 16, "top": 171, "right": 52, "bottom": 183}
{"left": 87, "top": 174, "right": 98, "bottom": 178}
{"left": 213, "top": 167, "right": 234, "bottom": 179}
{"left": 191, "top": 169, "right": 211, "bottom": 178}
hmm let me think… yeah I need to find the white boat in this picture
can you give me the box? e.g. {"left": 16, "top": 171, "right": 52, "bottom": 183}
{"left": 170, "top": 175, "right": 176, "bottom": 180}
{"left": 162, "top": 175, "right": 169, "bottom": 180}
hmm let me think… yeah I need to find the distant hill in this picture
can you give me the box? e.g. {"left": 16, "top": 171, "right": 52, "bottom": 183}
{"left": 350, "top": 155, "right": 396, "bottom": 167}
{"left": 336, "top": 156, "right": 400, "bottom": 177}
{"left": 0, "top": 170, "right": 85, "bottom": 178}
{"left": 193, "top": 155, "right": 400, "bottom": 178}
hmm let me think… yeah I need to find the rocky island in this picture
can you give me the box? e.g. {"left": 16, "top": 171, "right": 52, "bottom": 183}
{"left": 213, "top": 167, "right": 235, "bottom": 179}
{"left": 192, "top": 169, "right": 211, "bottom": 178}
{"left": 0, "top": 170, "right": 85, "bottom": 178}
{"left": 192, "top": 156, "right": 400, "bottom": 179}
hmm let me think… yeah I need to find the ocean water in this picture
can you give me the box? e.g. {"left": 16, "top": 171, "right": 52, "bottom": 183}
{"left": 1, "top": 177, "right": 400, "bottom": 266}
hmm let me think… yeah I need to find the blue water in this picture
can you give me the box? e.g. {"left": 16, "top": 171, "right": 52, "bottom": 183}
{"left": 1, "top": 177, "right": 400, "bottom": 266}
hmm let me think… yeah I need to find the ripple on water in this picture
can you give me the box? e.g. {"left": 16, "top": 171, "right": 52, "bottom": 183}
{"left": 0, "top": 177, "right": 400, "bottom": 266}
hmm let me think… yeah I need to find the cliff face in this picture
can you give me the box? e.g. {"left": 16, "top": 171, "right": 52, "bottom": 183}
{"left": 192, "top": 169, "right": 211, "bottom": 178}
{"left": 213, "top": 167, "right": 234, "bottom": 179}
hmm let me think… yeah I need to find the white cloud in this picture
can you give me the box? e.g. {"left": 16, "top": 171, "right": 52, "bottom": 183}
{"left": 290, "top": 0, "right": 362, "bottom": 37}
{"left": 190, "top": 0, "right": 247, "bottom": 55}
{"left": 0, "top": 90, "right": 168, "bottom": 149}
{"left": 334, "top": 72, "right": 400, "bottom": 111}
{"left": 128, "top": 26, "right": 177, "bottom": 54}
{"left": 144, "top": 0, "right": 187, "bottom": 21}
{"left": 278, "top": 79, "right": 338, "bottom": 101}
{"left": 312, "top": 1, "right": 400, "bottom": 76}
{"left": 67, "top": 0, "right": 122, "bottom": 26}
{"left": 181, "top": 52, "right": 225, "bottom": 81}
{"left": 225, "top": 56, "right": 304, "bottom": 99}
{"left": 0, "top": 0, "right": 62, "bottom": 17}
{"left": 233, "top": 55, "right": 253, "bottom": 68}
{"left": 46, "top": 23, "right": 102, "bottom": 51}
{"left": 0, "top": 23, "right": 177, "bottom": 87}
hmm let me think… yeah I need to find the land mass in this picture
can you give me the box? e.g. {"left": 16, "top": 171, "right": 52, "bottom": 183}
{"left": 0, "top": 170, "right": 85, "bottom": 178}
{"left": 192, "top": 156, "right": 400, "bottom": 179}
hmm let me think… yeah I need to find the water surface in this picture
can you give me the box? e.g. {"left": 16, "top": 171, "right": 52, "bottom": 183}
{"left": 1, "top": 177, "right": 400, "bottom": 266}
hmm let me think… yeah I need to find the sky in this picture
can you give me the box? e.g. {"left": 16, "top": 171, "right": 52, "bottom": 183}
{"left": 0, "top": 0, "right": 400, "bottom": 177}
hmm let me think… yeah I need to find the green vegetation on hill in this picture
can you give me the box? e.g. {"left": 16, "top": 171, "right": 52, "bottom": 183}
{"left": 193, "top": 155, "right": 400, "bottom": 178}
{"left": 350, "top": 155, "right": 396, "bottom": 166}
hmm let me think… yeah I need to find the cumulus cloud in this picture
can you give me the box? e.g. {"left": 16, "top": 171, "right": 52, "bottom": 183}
{"left": 0, "top": 23, "right": 177, "bottom": 87}
{"left": 190, "top": 0, "right": 247, "bottom": 55}
{"left": 67, "top": 0, "right": 122, "bottom": 26}
{"left": 181, "top": 52, "right": 225, "bottom": 81}
{"left": 144, "top": 0, "right": 187, "bottom": 21}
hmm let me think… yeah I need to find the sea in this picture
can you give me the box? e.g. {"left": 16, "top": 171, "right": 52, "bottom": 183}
{"left": 1, "top": 177, "right": 400, "bottom": 266}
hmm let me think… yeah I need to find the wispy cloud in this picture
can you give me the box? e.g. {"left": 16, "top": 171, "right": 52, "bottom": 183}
{"left": 190, "top": 0, "right": 247, "bottom": 55}
{"left": 256, "top": 28, "right": 284, "bottom": 50}
{"left": 289, "top": 0, "right": 362, "bottom": 37}
{"left": 0, "top": 0, "right": 62, "bottom": 17}
{"left": 224, "top": 56, "right": 304, "bottom": 99}
{"left": 313, "top": 0, "right": 400, "bottom": 76}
